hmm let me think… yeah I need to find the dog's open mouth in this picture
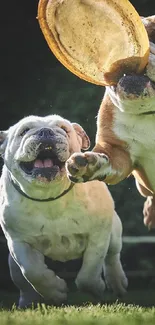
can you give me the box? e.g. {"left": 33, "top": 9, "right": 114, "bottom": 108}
{"left": 20, "top": 146, "right": 65, "bottom": 181}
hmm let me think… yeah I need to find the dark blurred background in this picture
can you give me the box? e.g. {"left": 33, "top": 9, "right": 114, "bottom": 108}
{"left": 1, "top": 0, "right": 155, "bottom": 308}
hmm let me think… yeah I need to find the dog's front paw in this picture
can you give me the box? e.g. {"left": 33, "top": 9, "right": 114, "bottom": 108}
{"left": 37, "top": 276, "right": 68, "bottom": 305}
{"left": 104, "top": 262, "right": 128, "bottom": 297}
{"left": 66, "top": 152, "right": 109, "bottom": 183}
{"left": 75, "top": 276, "right": 106, "bottom": 301}
{"left": 47, "top": 277, "right": 68, "bottom": 305}
{"left": 19, "top": 276, "right": 68, "bottom": 308}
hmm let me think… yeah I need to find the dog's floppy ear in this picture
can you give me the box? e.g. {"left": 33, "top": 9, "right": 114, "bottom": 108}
{"left": 0, "top": 131, "right": 8, "bottom": 155}
{"left": 141, "top": 15, "right": 155, "bottom": 42}
{"left": 72, "top": 123, "right": 90, "bottom": 150}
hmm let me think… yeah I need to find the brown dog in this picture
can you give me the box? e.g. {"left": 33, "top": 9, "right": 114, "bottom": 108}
{"left": 66, "top": 16, "right": 155, "bottom": 229}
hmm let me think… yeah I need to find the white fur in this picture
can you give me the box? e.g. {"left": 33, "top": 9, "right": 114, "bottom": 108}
{"left": 113, "top": 106, "right": 155, "bottom": 189}
{"left": 0, "top": 114, "right": 127, "bottom": 307}
{"left": 107, "top": 86, "right": 155, "bottom": 114}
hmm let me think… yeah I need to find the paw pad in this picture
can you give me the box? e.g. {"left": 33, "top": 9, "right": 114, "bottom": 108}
{"left": 74, "top": 155, "right": 88, "bottom": 167}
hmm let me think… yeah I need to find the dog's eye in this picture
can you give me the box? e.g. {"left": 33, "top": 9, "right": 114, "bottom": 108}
{"left": 61, "top": 126, "right": 69, "bottom": 133}
{"left": 20, "top": 128, "right": 30, "bottom": 136}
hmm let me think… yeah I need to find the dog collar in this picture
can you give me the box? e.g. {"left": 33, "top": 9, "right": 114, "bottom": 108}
{"left": 10, "top": 177, "right": 75, "bottom": 202}
{"left": 140, "top": 111, "right": 155, "bottom": 116}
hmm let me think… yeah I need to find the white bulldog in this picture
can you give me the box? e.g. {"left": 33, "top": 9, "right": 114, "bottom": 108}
{"left": 0, "top": 114, "right": 127, "bottom": 308}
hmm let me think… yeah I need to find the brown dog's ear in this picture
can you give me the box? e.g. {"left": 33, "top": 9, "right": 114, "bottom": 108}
{"left": 0, "top": 131, "right": 8, "bottom": 155}
{"left": 72, "top": 123, "right": 90, "bottom": 150}
{"left": 141, "top": 15, "right": 155, "bottom": 42}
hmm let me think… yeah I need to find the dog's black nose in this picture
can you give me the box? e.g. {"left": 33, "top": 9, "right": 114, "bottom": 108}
{"left": 37, "top": 128, "right": 54, "bottom": 138}
{"left": 118, "top": 75, "right": 150, "bottom": 95}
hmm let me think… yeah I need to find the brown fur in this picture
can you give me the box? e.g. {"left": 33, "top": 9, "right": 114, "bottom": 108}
{"left": 93, "top": 95, "right": 133, "bottom": 185}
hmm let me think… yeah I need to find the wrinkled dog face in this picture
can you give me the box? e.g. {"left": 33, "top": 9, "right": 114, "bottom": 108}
{"left": 0, "top": 115, "right": 90, "bottom": 187}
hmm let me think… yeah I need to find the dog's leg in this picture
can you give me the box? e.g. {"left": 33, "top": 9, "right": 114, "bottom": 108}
{"left": 103, "top": 212, "right": 128, "bottom": 296}
{"left": 8, "top": 241, "right": 68, "bottom": 305}
{"left": 135, "top": 180, "right": 155, "bottom": 229}
{"left": 8, "top": 253, "right": 44, "bottom": 308}
{"left": 143, "top": 195, "right": 155, "bottom": 229}
{"left": 66, "top": 144, "right": 132, "bottom": 184}
{"left": 75, "top": 220, "right": 112, "bottom": 300}
{"left": 135, "top": 180, "right": 152, "bottom": 197}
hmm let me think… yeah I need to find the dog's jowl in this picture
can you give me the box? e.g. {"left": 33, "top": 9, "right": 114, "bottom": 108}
{"left": 0, "top": 114, "right": 127, "bottom": 308}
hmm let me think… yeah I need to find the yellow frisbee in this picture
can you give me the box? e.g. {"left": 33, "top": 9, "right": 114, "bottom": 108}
{"left": 38, "top": 0, "right": 150, "bottom": 85}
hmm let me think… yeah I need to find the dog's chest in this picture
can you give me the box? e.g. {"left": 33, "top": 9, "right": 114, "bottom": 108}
{"left": 113, "top": 110, "right": 155, "bottom": 188}
{"left": 32, "top": 215, "right": 88, "bottom": 261}
{"left": 113, "top": 111, "right": 155, "bottom": 153}
{"left": 7, "top": 200, "right": 92, "bottom": 262}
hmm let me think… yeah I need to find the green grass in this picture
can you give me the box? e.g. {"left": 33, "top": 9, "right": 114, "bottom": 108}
{"left": 0, "top": 303, "right": 155, "bottom": 325}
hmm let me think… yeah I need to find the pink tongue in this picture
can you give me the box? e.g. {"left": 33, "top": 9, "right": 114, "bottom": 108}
{"left": 44, "top": 159, "right": 54, "bottom": 168}
{"left": 34, "top": 159, "right": 54, "bottom": 168}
